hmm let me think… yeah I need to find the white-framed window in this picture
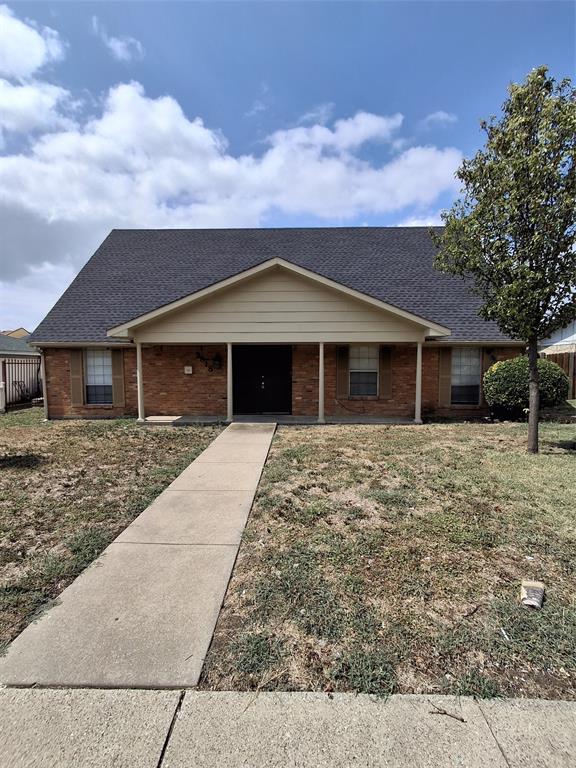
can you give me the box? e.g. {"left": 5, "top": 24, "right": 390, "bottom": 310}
{"left": 349, "top": 345, "right": 379, "bottom": 397}
{"left": 85, "top": 349, "right": 113, "bottom": 404}
{"left": 451, "top": 347, "right": 481, "bottom": 405}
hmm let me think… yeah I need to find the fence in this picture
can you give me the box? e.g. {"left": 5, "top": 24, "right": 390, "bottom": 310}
{"left": 0, "top": 357, "right": 42, "bottom": 412}
{"left": 545, "top": 352, "right": 576, "bottom": 399}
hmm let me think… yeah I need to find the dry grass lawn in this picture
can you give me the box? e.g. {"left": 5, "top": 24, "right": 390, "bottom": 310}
{"left": 0, "top": 408, "right": 220, "bottom": 649}
{"left": 201, "top": 421, "right": 576, "bottom": 699}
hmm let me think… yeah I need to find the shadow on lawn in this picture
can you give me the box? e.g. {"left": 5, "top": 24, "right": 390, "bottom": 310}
{"left": 0, "top": 452, "right": 46, "bottom": 470}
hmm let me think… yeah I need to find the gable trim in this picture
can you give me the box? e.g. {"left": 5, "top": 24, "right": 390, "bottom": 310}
{"left": 107, "top": 258, "right": 451, "bottom": 338}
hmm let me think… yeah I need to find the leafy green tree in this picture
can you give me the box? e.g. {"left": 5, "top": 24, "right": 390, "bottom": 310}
{"left": 434, "top": 66, "right": 576, "bottom": 452}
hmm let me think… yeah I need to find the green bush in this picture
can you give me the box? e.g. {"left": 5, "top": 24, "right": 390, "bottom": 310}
{"left": 483, "top": 356, "right": 569, "bottom": 418}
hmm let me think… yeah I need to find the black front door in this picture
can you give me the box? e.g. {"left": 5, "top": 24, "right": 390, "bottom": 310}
{"left": 233, "top": 345, "right": 292, "bottom": 414}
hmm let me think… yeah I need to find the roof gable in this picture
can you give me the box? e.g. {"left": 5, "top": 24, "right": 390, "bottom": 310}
{"left": 108, "top": 258, "right": 450, "bottom": 338}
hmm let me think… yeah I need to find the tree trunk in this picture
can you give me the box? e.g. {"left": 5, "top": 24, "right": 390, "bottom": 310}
{"left": 527, "top": 337, "right": 540, "bottom": 454}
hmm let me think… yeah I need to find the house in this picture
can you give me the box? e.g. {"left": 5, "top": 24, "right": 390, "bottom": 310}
{"left": 540, "top": 320, "right": 576, "bottom": 399}
{"left": 1, "top": 327, "right": 32, "bottom": 339}
{"left": 30, "top": 227, "right": 524, "bottom": 423}
{"left": 0, "top": 334, "right": 41, "bottom": 413}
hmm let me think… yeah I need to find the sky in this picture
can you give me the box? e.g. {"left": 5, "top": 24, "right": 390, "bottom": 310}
{"left": 0, "top": 1, "right": 574, "bottom": 332}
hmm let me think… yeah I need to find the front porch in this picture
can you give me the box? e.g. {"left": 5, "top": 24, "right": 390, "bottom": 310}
{"left": 134, "top": 341, "right": 425, "bottom": 426}
{"left": 142, "top": 413, "right": 416, "bottom": 426}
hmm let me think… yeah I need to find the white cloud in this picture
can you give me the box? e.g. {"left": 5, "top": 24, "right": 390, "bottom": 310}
{"left": 0, "top": 82, "right": 461, "bottom": 289}
{"left": 269, "top": 111, "right": 404, "bottom": 153}
{"left": 245, "top": 99, "right": 266, "bottom": 118}
{"left": 0, "top": 79, "right": 73, "bottom": 134}
{"left": 0, "top": 261, "right": 78, "bottom": 333}
{"left": 0, "top": 5, "right": 65, "bottom": 80}
{"left": 0, "top": 66, "right": 463, "bottom": 331}
{"left": 298, "top": 102, "right": 335, "bottom": 126}
{"left": 421, "top": 110, "right": 458, "bottom": 129}
{"left": 396, "top": 211, "right": 444, "bottom": 226}
{"left": 91, "top": 16, "right": 144, "bottom": 62}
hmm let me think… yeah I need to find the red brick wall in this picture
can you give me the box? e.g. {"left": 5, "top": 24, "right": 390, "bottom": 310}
{"left": 142, "top": 345, "right": 227, "bottom": 416}
{"left": 44, "top": 347, "right": 137, "bottom": 419}
{"left": 323, "top": 344, "right": 418, "bottom": 418}
{"left": 44, "top": 343, "right": 523, "bottom": 420}
{"left": 292, "top": 345, "right": 319, "bottom": 416}
{"left": 426, "top": 345, "right": 523, "bottom": 419}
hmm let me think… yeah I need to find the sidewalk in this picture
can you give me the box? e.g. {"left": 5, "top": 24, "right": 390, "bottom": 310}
{"left": 2, "top": 690, "right": 574, "bottom": 767}
{"left": 0, "top": 423, "right": 275, "bottom": 688}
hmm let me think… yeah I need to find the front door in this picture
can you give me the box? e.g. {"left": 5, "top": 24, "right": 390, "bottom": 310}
{"left": 233, "top": 345, "right": 292, "bottom": 414}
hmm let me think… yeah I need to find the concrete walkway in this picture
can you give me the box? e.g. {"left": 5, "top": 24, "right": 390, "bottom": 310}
{"left": 0, "top": 423, "right": 275, "bottom": 688}
{"left": 2, "top": 690, "right": 574, "bottom": 767}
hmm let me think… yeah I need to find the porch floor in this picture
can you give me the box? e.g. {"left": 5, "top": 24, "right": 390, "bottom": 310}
{"left": 144, "top": 414, "right": 414, "bottom": 426}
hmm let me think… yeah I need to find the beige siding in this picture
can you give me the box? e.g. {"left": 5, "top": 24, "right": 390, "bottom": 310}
{"left": 133, "top": 267, "right": 426, "bottom": 343}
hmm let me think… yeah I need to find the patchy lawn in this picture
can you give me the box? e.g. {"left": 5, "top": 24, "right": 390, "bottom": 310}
{"left": 201, "top": 421, "right": 576, "bottom": 700}
{"left": 0, "top": 409, "right": 220, "bottom": 648}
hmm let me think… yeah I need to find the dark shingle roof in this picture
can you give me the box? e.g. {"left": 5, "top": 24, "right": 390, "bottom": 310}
{"left": 0, "top": 334, "right": 39, "bottom": 355}
{"left": 31, "top": 227, "right": 514, "bottom": 344}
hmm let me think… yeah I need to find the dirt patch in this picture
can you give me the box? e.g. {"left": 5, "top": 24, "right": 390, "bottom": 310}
{"left": 200, "top": 421, "right": 576, "bottom": 699}
{"left": 0, "top": 409, "right": 221, "bottom": 647}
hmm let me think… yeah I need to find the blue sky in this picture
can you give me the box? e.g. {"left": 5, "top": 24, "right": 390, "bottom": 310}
{"left": 0, "top": 1, "right": 574, "bottom": 330}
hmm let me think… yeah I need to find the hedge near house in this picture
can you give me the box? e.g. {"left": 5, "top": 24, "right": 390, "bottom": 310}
{"left": 484, "top": 356, "right": 569, "bottom": 419}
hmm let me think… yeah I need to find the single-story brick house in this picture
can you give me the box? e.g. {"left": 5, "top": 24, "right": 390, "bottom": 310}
{"left": 31, "top": 227, "right": 524, "bottom": 423}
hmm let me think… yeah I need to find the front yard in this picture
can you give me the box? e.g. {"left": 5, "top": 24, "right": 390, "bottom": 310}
{"left": 0, "top": 409, "right": 220, "bottom": 649}
{"left": 201, "top": 421, "right": 576, "bottom": 700}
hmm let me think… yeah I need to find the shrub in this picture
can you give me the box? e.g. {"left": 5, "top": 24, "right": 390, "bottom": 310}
{"left": 483, "top": 356, "right": 569, "bottom": 418}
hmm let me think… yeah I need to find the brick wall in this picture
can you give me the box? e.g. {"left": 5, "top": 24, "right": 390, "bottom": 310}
{"left": 427, "top": 345, "right": 523, "bottom": 419}
{"left": 292, "top": 345, "right": 319, "bottom": 416}
{"left": 44, "top": 347, "right": 137, "bottom": 419}
{"left": 142, "top": 345, "right": 227, "bottom": 416}
{"left": 44, "top": 343, "right": 523, "bottom": 420}
{"left": 324, "top": 344, "right": 418, "bottom": 418}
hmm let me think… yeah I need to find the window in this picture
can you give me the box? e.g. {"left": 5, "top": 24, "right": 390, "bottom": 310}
{"left": 349, "top": 345, "right": 379, "bottom": 396}
{"left": 451, "top": 348, "right": 481, "bottom": 404}
{"left": 85, "top": 349, "right": 113, "bottom": 404}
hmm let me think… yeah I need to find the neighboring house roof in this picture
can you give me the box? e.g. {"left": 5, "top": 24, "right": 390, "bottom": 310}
{"left": 540, "top": 320, "right": 576, "bottom": 351}
{"left": 0, "top": 334, "right": 39, "bottom": 356}
{"left": 30, "top": 227, "right": 516, "bottom": 344}
{"left": 1, "top": 327, "right": 31, "bottom": 338}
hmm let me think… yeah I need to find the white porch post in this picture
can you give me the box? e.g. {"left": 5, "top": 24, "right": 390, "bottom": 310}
{"left": 414, "top": 341, "right": 423, "bottom": 424}
{"left": 0, "top": 358, "right": 5, "bottom": 415}
{"left": 40, "top": 350, "right": 48, "bottom": 420}
{"left": 227, "top": 342, "right": 233, "bottom": 422}
{"left": 318, "top": 342, "right": 325, "bottom": 424}
{"left": 136, "top": 341, "right": 145, "bottom": 423}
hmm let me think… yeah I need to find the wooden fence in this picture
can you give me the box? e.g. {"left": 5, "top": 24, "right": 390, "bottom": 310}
{"left": 545, "top": 352, "right": 576, "bottom": 399}
{"left": 0, "top": 357, "right": 42, "bottom": 411}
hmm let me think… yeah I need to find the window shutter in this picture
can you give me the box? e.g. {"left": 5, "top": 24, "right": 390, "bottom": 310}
{"left": 336, "top": 345, "right": 349, "bottom": 399}
{"left": 438, "top": 348, "right": 452, "bottom": 406}
{"left": 379, "top": 346, "right": 392, "bottom": 399}
{"left": 111, "top": 349, "right": 125, "bottom": 407}
{"left": 69, "top": 349, "right": 84, "bottom": 406}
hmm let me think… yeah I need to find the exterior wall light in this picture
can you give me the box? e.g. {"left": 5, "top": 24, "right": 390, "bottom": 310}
{"left": 196, "top": 350, "right": 223, "bottom": 372}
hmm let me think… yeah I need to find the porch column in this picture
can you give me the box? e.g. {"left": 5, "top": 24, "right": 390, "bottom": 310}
{"left": 227, "top": 342, "right": 233, "bottom": 422}
{"left": 40, "top": 350, "right": 48, "bottom": 420}
{"left": 318, "top": 342, "right": 325, "bottom": 424}
{"left": 136, "top": 341, "right": 145, "bottom": 423}
{"left": 414, "top": 341, "right": 423, "bottom": 424}
{"left": 0, "top": 358, "right": 5, "bottom": 415}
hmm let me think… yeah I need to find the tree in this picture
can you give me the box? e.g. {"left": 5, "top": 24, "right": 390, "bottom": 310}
{"left": 433, "top": 66, "right": 576, "bottom": 453}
